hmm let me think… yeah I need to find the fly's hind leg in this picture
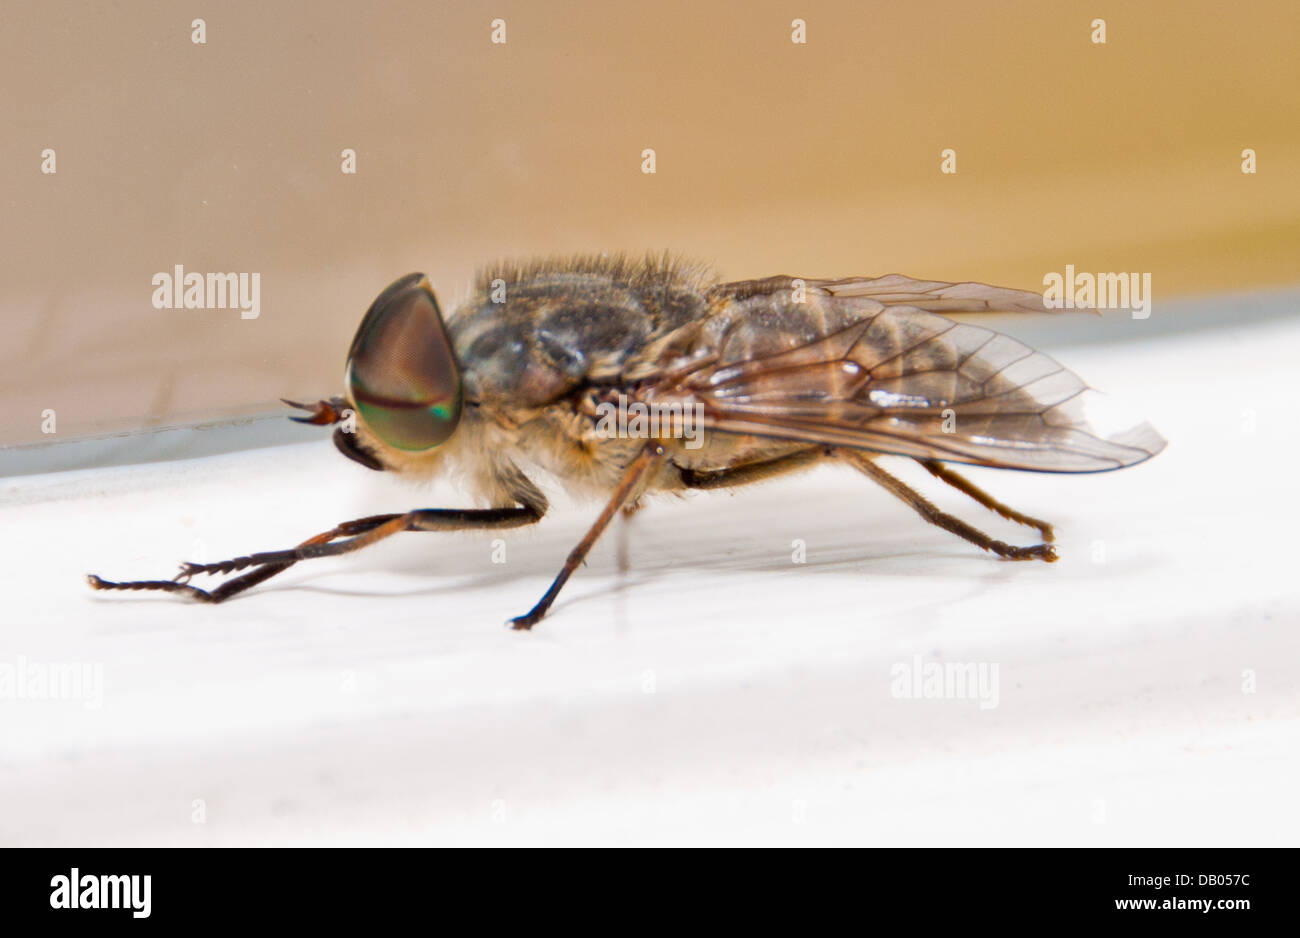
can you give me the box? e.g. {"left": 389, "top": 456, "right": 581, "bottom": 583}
{"left": 918, "top": 458, "right": 1054, "bottom": 543}
{"left": 677, "top": 447, "right": 825, "bottom": 490}
{"left": 841, "top": 450, "right": 1056, "bottom": 562}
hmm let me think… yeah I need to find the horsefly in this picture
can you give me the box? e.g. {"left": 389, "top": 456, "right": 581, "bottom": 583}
{"left": 89, "top": 254, "right": 1165, "bottom": 629}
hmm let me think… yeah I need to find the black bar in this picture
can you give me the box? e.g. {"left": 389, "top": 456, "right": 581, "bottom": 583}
{"left": 0, "top": 847, "right": 1284, "bottom": 926}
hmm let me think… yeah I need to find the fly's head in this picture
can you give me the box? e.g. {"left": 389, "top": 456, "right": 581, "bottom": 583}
{"left": 286, "top": 273, "right": 466, "bottom": 474}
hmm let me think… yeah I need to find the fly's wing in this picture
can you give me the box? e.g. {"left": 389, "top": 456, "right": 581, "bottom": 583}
{"left": 630, "top": 276, "right": 1165, "bottom": 472}
{"left": 710, "top": 273, "right": 1066, "bottom": 315}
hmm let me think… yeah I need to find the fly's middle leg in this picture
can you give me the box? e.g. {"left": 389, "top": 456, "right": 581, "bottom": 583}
{"left": 509, "top": 442, "right": 664, "bottom": 630}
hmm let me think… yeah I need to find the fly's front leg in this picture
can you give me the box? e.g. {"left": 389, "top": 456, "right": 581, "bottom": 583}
{"left": 88, "top": 505, "right": 544, "bottom": 604}
{"left": 509, "top": 442, "right": 665, "bottom": 630}
{"left": 87, "top": 513, "right": 406, "bottom": 603}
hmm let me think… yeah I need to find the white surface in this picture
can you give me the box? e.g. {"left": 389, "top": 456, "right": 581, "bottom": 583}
{"left": 1, "top": 316, "right": 1298, "bottom": 846}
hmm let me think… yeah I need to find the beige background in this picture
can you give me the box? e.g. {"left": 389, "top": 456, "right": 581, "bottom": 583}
{"left": 2, "top": 0, "right": 1297, "bottom": 447}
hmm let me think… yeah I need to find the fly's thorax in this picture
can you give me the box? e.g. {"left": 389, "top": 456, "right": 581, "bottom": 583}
{"left": 504, "top": 403, "right": 643, "bottom": 498}
{"left": 446, "top": 258, "right": 712, "bottom": 410}
{"left": 448, "top": 299, "right": 577, "bottom": 408}
{"left": 500, "top": 395, "right": 821, "bottom": 499}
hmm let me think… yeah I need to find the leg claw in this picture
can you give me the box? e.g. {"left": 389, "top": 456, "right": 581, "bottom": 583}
{"left": 507, "top": 612, "right": 541, "bottom": 631}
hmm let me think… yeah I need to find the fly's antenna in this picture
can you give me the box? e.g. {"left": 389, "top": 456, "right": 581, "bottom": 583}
{"left": 282, "top": 397, "right": 349, "bottom": 425}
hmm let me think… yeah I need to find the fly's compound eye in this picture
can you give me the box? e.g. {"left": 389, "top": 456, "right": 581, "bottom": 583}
{"left": 345, "top": 273, "right": 463, "bottom": 452}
